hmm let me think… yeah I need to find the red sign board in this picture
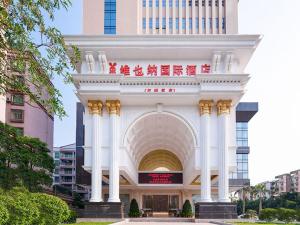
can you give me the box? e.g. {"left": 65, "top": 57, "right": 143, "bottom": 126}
{"left": 138, "top": 173, "right": 183, "bottom": 184}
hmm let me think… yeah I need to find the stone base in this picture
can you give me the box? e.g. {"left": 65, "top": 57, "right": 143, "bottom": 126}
{"left": 195, "top": 202, "right": 237, "bottom": 219}
{"left": 77, "top": 202, "right": 124, "bottom": 218}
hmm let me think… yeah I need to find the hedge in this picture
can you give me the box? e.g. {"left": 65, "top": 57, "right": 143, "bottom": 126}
{"left": 259, "top": 208, "right": 300, "bottom": 223}
{"left": 0, "top": 187, "right": 71, "bottom": 225}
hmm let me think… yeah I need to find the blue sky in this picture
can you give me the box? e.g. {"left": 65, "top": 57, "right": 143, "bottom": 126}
{"left": 52, "top": 0, "right": 300, "bottom": 185}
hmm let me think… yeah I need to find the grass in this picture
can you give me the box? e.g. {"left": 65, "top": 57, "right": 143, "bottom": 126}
{"left": 234, "top": 222, "right": 300, "bottom": 225}
{"left": 68, "top": 223, "right": 113, "bottom": 225}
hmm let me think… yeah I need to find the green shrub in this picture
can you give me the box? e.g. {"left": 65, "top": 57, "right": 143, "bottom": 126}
{"left": 31, "top": 193, "right": 70, "bottom": 225}
{"left": 1, "top": 189, "right": 40, "bottom": 225}
{"left": 64, "top": 210, "right": 77, "bottom": 224}
{"left": 0, "top": 201, "right": 9, "bottom": 225}
{"left": 181, "top": 200, "right": 193, "bottom": 218}
{"left": 128, "top": 199, "right": 141, "bottom": 217}
{"left": 259, "top": 208, "right": 277, "bottom": 221}
{"left": 277, "top": 208, "right": 296, "bottom": 223}
{"left": 296, "top": 210, "right": 300, "bottom": 222}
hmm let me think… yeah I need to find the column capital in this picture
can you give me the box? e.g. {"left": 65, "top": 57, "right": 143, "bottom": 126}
{"left": 217, "top": 100, "right": 232, "bottom": 116}
{"left": 106, "top": 100, "right": 121, "bottom": 116}
{"left": 88, "top": 100, "right": 103, "bottom": 115}
{"left": 199, "top": 100, "right": 214, "bottom": 115}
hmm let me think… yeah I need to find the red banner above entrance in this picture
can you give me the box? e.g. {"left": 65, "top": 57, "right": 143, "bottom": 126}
{"left": 138, "top": 173, "right": 183, "bottom": 184}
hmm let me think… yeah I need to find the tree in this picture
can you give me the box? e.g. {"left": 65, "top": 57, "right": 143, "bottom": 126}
{"left": 128, "top": 199, "right": 140, "bottom": 217}
{"left": 235, "top": 185, "right": 252, "bottom": 215}
{"left": 0, "top": 0, "right": 80, "bottom": 118}
{"left": 181, "top": 200, "right": 193, "bottom": 218}
{"left": 0, "top": 122, "right": 54, "bottom": 191}
{"left": 255, "top": 184, "right": 268, "bottom": 214}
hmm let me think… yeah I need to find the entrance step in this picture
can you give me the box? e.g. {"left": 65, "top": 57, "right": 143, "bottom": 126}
{"left": 128, "top": 217, "right": 195, "bottom": 223}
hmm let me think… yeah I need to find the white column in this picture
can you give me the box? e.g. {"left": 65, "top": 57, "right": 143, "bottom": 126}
{"left": 199, "top": 100, "right": 213, "bottom": 202}
{"left": 217, "top": 100, "right": 232, "bottom": 202}
{"left": 88, "top": 100, "right": 103, "bottom": 202}
{"left": 106, "top": 100, "right": 121, "bottom": 202}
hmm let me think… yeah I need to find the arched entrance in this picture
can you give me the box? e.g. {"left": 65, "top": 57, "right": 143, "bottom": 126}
{"left": 123, "top": 112, "right": 197, "bottom": 215}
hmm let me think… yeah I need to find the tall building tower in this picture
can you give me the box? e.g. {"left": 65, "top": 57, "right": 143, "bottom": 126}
{"left": 66, "top": 0, "right": 261, "bottom": 219}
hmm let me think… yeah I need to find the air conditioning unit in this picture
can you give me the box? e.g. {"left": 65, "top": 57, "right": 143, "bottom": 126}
{"left": 6, "top": 97, "right": 11, "bottom": 103}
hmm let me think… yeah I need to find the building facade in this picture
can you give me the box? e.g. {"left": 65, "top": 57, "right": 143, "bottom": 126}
{"left": 259, "top": 169, "right": 300, "bottom": 198}
{"left": 53, "top": 144, "right": 77, "bottom": 190}
{"left": 0, "top": 54, "right": 54, "bottom": 150}
{"left": 65, "top": 0, "right": 261, "bottom": 216}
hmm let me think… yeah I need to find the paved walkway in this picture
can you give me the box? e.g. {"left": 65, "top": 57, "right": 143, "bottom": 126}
{"left": 120, "top": 222, "right": 213, "bottom": 225}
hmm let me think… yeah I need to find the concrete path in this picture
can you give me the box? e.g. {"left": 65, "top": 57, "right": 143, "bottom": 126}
{"left": 119, "top": 222, "right": 213, "bottom": 225}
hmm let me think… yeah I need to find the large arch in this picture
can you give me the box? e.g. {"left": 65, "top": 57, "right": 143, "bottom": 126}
{"left": 123, "top": 111, "right": 197, "bottom": 167}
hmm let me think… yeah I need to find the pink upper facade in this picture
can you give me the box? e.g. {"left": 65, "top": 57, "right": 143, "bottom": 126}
{"left": 83, "top": 0, "right": 239, "bottom": 35}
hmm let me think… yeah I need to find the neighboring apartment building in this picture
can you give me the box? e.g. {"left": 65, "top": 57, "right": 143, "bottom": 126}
{"left": 259, "top": 169, "right": 300, "bottom": 197}
{"left": 53, "top": 144, "right": 76, "bottom": 190}
{"left": 0, "top": 53, "right": 54, "bottom": 150}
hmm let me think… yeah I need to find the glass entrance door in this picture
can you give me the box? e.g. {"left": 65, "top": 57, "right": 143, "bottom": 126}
{"left": 142, "top": 195, "right": 179, "bottom": 212}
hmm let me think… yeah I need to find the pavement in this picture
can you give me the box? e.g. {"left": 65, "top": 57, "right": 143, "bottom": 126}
{"left": 122, "top": 223, "right": 213, "bottom": 225}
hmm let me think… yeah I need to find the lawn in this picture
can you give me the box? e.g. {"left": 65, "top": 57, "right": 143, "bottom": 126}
{"left": 68, "top": 223, "right": 113, "bottom": 225}
{"left": 234, "top": 222, "right": 300, "bottom": 225}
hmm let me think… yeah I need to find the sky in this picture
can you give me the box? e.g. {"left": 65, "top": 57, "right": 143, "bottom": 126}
{"left": 52, "top": 0, "right": 300, "bottom": 185}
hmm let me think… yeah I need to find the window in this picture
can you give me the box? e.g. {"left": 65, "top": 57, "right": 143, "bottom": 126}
{"left": 209, "top": 17, "right": 212, "bottom": 29}
{"left": 10, "top": 109, "right": 24, "bottom": 123}
{"left": 215, "top": 0, "right": 219, "bottom": 7}
{"left": 222, "top": 0, "right": 225, "bottom": 7}
{"left": 196, "top": 17, "right": 199, "bottom": 29}
{"left": 182, "top": 0, "right": 186, "bottom": 7}
{"left": 236, "top": 122, "right": 248, "bottom": 147}
{"left": 176, "top": 0, "right": 179, "bottom": 7}
{"left": 209, "top": 0, "right": 212, "bottom": 6}
{"left": 202, "top": 0, "right": 205, "bottom": 7}
{"left": 230, "top": 153, "right": 249, "bottom": 179}
{"left": 149, "top": 18, "right": 153, "bottom": 29}
{"left": 54, "top": 177, "right": 60, "bottom": 183}
{"left": 104, "top": 0, "right": 116, "bottom": 34}
{"left": 55, "top": 152, "right": 60, "bottom": 159}
{"left": 202, "top": 17, "right": 206, "bottom": 30}
{"left": 11, "top": 94, "right": 24, "bottom": 106}
{"left": 182, "top": 18, "right": 186, "bottom": 29}
{"left": 156, "top": 18, "right": 159, "bottom": 29}
{"left": 169, "top": 17, "right": 173, "bottom": 29}
{"left": 55, "top": 160, "right": 60, "bottom": 167}
{"left": 162, "top": 17, "right": 166, "bottom": 29}
{"left": 216, "top": 18, "right": 219, "bottom": 29}
{"left": 189, "top": 18, "right": 192, "bottom": 29}
{"left": 15, "top": 127, "right": 24, "bottom": 136}
{"left": 156, "top": 0, "right": 159, "bottom": 7}
{"left": 176, "top": 18, "right": 179, "bottom": 29}
{"left": 222, "top": 17, "right": 226, "bottom": 31}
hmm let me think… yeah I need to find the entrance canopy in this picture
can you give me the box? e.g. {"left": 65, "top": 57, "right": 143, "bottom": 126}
{"left": 124, "top": 112, "right": 196, "bottom": 167}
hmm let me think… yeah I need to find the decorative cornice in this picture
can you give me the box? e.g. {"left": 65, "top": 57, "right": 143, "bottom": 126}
{"left": 87, "top": 100, "right": 103, "bottom": 115}
{"left": 217, "top": 100, "right": 232, "bottom": 115}
{"left": 199, "top": 100, "right": 214, "bottom": 115}
{"left": 106, "top": 100, "right": 121, "bottom": 116}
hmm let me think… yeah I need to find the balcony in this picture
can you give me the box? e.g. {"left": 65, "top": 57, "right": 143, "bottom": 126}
{"left": 60, "top": 163, "right": 75, "bottom": 168}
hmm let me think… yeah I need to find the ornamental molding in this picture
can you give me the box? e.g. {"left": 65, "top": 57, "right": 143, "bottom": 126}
{"left": 106, "top": 100, "right": 121, "bottom": 116}
{"left": 199, "top": 100, "right": 214, "bottom": 115}
{"left": 216, "top": 100, "right": 232, "bottom": 115}
{"left": 72, "top": 74, "right": 249, "bottom": 88}
{"left": 87, "top": 100, "right": 103, "bottom": 115}
{"left": 64, "top": 34, "right": 262, "bottom": 49}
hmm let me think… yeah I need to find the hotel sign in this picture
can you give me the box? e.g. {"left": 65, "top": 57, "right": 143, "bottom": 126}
{"left": 138, "top": 173, "right": 183, "bottom": 184}
{"left": 109, "top": 62, "right": 211, "bottom": 76}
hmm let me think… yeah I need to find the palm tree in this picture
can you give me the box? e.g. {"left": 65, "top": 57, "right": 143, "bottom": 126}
{"left": 254, "top": 184, "right": 268, "bottom": 213}
{"left": 235, "top": 186, "right": 251, "bottom": 215}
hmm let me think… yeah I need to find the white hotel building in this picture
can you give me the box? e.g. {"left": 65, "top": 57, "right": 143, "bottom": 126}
{"left": 65, "top": 0, "right": 261, "bottom": 218}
